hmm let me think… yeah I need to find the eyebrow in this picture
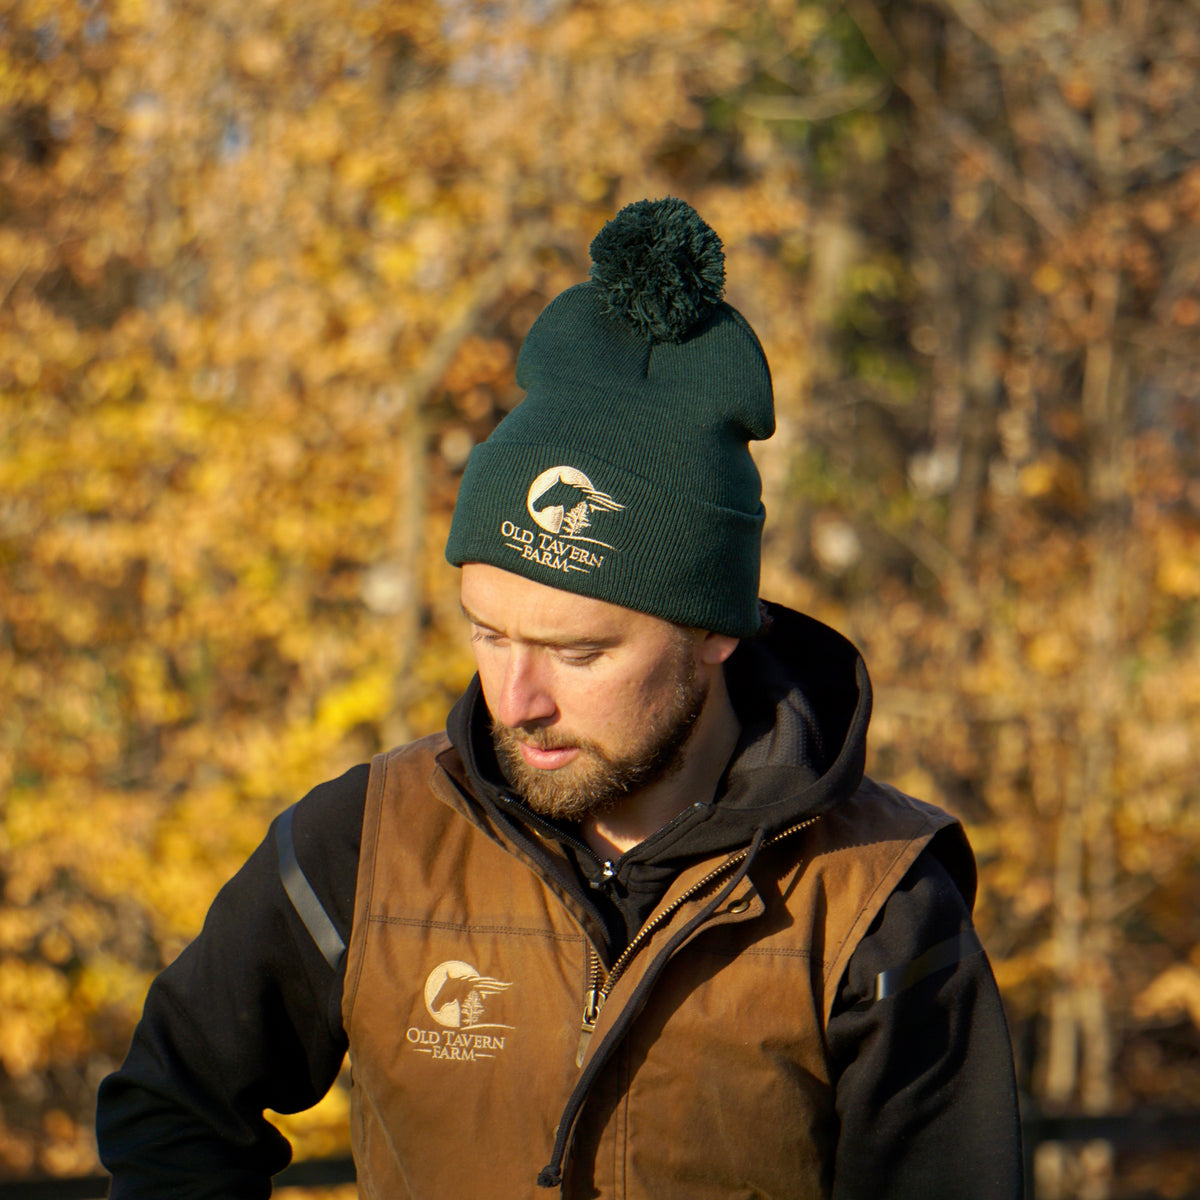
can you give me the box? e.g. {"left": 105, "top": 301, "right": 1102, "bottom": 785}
{"left": 460, "top": 603, "right": 617, "bottom": 651}
{"left": 460, "top": 602, "right": 495, "bottom": 630}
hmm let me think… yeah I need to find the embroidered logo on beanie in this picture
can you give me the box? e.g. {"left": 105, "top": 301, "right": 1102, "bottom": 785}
{"left": 496, "top": 465, "right": 625, "bottom": 575}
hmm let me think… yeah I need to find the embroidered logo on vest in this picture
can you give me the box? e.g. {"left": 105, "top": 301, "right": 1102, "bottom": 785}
{"left": 498, "top": 465, "right": 624, "bottom": 576}
{"left": 406, "top": 960, "right": 514, "bottom": 1063}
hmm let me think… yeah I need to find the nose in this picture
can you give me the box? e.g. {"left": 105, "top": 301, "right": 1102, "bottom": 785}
{"left": 492, "top": 647, "right": 557, "bottom": 730}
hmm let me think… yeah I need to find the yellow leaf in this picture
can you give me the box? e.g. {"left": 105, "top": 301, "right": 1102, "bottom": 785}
{"left": 315, "top": 667, "right": 393, "bottom": 737}
{"left": 1032, "top": 263, "right": 1063, "bottom": 295}
{"left": 1133, "top": 964, "right": 1200, "bottom": 1029}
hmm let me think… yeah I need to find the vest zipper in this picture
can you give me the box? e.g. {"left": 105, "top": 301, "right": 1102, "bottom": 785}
{"left": 574, "top": 813, "right": 821, "bottom": 1067}
{"left": 499, "top": 792, "right": 612, "bottom": 877}
{"left": 577, "top": 953, "right": 604, "bottom": 1066}
{"left": 541, "top": 820, "right": 803, "bottom": 1188}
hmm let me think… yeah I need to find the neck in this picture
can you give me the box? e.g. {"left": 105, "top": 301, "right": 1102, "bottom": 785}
{"left": 579, "top": 672, "right": 741, "bottom": 861}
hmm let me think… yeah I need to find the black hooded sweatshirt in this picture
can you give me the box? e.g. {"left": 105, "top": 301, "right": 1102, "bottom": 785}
{"left": 97, "top": 602, "right": 1023, "bottom": 1198}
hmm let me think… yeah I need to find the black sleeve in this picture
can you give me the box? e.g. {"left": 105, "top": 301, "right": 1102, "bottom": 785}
{"left": 826, "top": 833, "right": 1024, "bottom": 1200}
{"left": 96, "top": 763, "right": 370, "bottom": 1198}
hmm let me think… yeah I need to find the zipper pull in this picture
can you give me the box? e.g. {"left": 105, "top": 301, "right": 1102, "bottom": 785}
{"left": 576, "top": 988, "right": 603, "bottom": 1067}
{"left": 589, "top": 860, "right": 616, "bottom": 892}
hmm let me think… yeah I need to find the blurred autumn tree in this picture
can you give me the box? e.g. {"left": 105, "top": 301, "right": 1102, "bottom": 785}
{"left": 1, "top": 0, "right": 1198, "bottom": 1194}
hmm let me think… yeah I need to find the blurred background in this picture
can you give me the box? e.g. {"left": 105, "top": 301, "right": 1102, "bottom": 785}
{"left": 1, "top": 0, "right": 1199, "bottom": 1195}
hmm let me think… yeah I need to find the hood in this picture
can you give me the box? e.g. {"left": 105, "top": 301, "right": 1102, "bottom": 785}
{"left": 445, "top": 599, "right": 872, "bottom": 861}
{"left": 713, "top": 598, "right": 872, "bottom": 836}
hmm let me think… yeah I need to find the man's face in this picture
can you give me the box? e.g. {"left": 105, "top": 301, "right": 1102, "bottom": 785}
{"left": 460, "top": 563, "right": 712, "bottom": 822}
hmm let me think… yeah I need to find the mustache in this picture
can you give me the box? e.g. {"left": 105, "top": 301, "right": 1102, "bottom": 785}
{"left": 492, "top": 721, "right": 585, "bottom": 754}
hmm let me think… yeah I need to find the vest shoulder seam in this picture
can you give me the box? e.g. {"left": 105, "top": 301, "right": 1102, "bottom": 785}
{"left": 684, "top": 943, "right": 818, "bottom": 962}
{"left": 366, "top": 914, "right": 585, "bottom": 943}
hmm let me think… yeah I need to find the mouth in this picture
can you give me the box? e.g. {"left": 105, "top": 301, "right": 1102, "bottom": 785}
{"left": 517, "top": 741, "right": 580, "bottom": 771}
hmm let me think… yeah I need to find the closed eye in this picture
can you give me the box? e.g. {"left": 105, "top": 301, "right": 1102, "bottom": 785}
{"left": 554, "top": 648, "right": 600, "bottom": 666}
{"left": 470, "top": 628, "right": 507, "bottom": 648}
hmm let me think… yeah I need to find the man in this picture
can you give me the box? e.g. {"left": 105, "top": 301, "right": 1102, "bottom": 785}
{"left": 98, "top": 198, "right": 1024, "bottom": 1197}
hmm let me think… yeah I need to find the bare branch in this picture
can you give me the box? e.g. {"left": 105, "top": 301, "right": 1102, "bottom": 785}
{"left": 841, "top": 0, "right": 1070, "bottom": 240}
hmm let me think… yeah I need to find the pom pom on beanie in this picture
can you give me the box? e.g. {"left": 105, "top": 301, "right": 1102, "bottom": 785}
{"left": 588, "top": 197, "right": 726, "bottom": 344}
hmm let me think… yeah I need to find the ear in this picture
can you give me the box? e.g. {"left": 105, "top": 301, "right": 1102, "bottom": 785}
{"left": 698, "top": 632, "right": 739, "bottom": 666}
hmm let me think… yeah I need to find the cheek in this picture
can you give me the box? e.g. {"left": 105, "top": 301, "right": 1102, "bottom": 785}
{"left": 551, "top": 674, "right": 622, "bottom": 737}
{"left": 558, "top": 666, "right": 669, "bottom": 739}
{"left": 471, "top": 649, "right": 510, "bottom": 715}
{"left": 470, "top": 646, "right": 493, "bottom": 687}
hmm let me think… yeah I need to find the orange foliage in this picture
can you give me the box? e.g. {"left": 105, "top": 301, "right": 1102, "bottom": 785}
{"left": 1, "top": 0, "right": 1199, "bottom": 1189}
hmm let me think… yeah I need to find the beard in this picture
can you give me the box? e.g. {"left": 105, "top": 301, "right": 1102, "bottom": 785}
{"left": 490, "top": 650, "right": 707, "bottom": 823}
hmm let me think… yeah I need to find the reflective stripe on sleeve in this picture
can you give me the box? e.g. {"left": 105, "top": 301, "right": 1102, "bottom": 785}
{"left": 872, "top": 929, "right": 983, "bottom": 1003}
{"left": 275, "top": 803, "right": 346, "bottom": 971}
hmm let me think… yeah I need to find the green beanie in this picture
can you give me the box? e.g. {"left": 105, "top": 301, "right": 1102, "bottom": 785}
{"left": 445, "top": 197, "right": 775, "bottom": 638}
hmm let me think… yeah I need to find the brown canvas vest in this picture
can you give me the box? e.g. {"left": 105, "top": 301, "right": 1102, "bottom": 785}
{"left": 343, "top": 734, "right": 961, "bottom": 1200}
